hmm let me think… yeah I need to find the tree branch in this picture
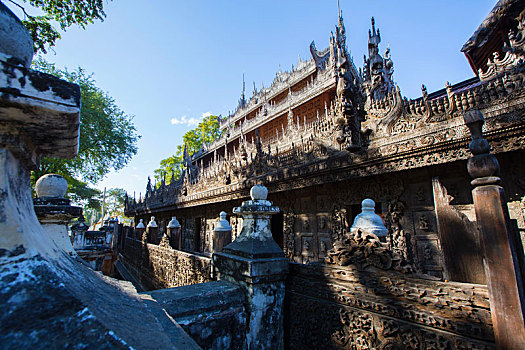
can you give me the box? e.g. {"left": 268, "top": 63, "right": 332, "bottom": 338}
{"left": 6, "top": 0, "right": 31, "bottom": 19}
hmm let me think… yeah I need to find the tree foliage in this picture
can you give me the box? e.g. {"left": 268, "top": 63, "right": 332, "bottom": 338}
{"left": 82, "top": 187, "right": 129, "bottom": 225}
{"left": 154, "top": 115, "right": 221, "bottom": 185}
{"left": 7, "top": 0, "right": 107, "bottom": 54}
{"left": 31, "top": 59, "right": 139, "bottom": 208}
{"left": 104, "top": 187, "right": 127, "bottom": 218}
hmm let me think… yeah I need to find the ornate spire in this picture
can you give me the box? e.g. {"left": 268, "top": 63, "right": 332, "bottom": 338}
{"left": 362, "top": 17, "right": 395, "bottom": 101}
{"left": 335, "top": 3, "right": 346, "bottom": 51}
{"left": 337, "top": 0, "right": 344, "bottom": 28}
{"left": 146, "top": 176, "right": 152, "bottom": 194}
{"left": 183, "top": 143, "right": 190, "bottom": 165}
{"left": 238, "top": 74, "right": 247, "bottom": 108}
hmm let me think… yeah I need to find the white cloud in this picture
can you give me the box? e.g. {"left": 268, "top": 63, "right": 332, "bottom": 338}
{"left": 170, "top": 112, "right": 214, "bottom": 127}
{"left": 170, "top": 115, "right": 200, "bottom": 126}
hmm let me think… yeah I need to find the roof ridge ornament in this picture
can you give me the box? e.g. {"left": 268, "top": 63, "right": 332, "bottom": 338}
{"left": 238, "top": 73, "right": 247, "bottom": 108}
{"left": 362, "top": 17, "right": 395, "bottom": 102}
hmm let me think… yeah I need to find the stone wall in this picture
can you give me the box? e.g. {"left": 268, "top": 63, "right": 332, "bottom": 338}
{"left": 121, "top": 237, "right": 213, "bottom": 290}
{"left": 142, "top": 281, "right": 247, "bottom": 349}
{"left": 284, "top": 262, "right": 494, "bottom": 349}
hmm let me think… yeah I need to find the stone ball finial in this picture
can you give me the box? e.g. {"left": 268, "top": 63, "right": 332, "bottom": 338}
{"left": 250, "top": 184, "right": 268, "bottom": 200}
{"left": 136, "top": 219, "right": 145, "bottom": 229}
{"left": 35, "top": 174, "right": 68, "bottom": 198}
{"left": 350, "top": 198, "right": 388, "bottom": 237}
{"left": 0, "top": 2, "right": 34, "bottom": 67}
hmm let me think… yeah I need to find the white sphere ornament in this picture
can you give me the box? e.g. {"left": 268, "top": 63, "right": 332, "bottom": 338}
{"left": 35, "top": 174, "right": 68, "bottom": 198}
{"left": 250, "top": 184, "right": 268, "bottom": 200}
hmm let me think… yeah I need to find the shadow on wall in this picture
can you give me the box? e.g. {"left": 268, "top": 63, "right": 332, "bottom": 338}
{"left": 283, "top": 227, "right": 495, "bottom": 349}
{"left": 120, "top": 236, "right": 214, "bottom": 291}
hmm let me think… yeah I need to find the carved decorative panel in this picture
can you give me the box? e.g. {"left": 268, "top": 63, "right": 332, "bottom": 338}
{"left": 285, "top": 263, "right": 494, "bottom": 350}
{"left": 415, "top": 236, "right": 443, "bottom": 278}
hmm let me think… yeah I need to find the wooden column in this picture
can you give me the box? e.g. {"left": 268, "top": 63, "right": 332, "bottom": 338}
{"left": 464, "top": 110, "right": 525, "bottom": 349}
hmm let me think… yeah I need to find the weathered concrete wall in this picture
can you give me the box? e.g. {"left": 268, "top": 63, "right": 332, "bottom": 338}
{"left": 285, "top": 262, "right": 494, "bottom": 349}
{"left": 143, "top": 281, "right": 247, "bottom": 349}
{"left": 121, "top": 237, "right": 213, "bottom": 290}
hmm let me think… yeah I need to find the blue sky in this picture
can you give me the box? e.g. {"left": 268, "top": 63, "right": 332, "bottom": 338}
{"left": 15, "top": 0, "right": 497, "bottom": 196}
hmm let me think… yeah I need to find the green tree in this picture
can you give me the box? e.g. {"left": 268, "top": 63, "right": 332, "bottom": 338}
{"left": 154, "top": 115, "right": 221, "bottom": 185}
{"left": 7, "top": 0, "right": 108, "bottom": 54}
{"left": 31, "top": 59, "right": 139, "bottom": 209}
{"left": 104, "top": 187, "right": 127, "bottom": 218}
{"left": 80, "top": 187, "right": 128, "bottom": 226}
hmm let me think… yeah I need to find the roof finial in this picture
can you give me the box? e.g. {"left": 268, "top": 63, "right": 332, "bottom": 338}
{"left": 337, "top": 0, "right": 343, "bottom": 24}
{"left": 242, "top": 73, "right": 246, "bottom": 97}
{"left": 239, "top": 73, "right": 246, "bottom": 108}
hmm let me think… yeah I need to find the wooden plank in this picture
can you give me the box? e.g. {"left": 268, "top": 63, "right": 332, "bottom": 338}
{"left": 432, "top": 177, "right": 485, "bottom": 284}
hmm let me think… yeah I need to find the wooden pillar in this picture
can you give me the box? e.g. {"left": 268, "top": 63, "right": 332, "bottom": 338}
{"left": 464, "top": 110, "right": 525, "bottom": 349}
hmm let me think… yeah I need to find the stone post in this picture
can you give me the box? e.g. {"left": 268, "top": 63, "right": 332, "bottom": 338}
{"left": 213, "top": 184, "right": 288, "bottom": 349}
{"left": 33, "top": 174, "right": 82, "bottom": 255}
{"left": 71, "top": 216, "right": 89, "bottom": 248}
{"left": 135, "top": 218, "right": 145, "bottom": 240}
{"left": 146, "top": 216, "right": 158, "bottom": 244}
{"left": 108, "top": 217, "right": 118, "bottom": 248}
{"left": 464, "top": 110, "right": 525, "bottom": 349}
{"left": 213, "top": 211, "right": 232, "bottom": 253}
{"left": 0, "top": 6, "right": 194, "bottom": 347}
{"left": 0, "top": 2, "right": 80, "bottom": 258}
{"left": 167, "top": 216, "right": 181, "bottom": 249}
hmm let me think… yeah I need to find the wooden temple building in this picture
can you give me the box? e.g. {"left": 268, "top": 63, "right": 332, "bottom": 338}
{"left": 125, "top": 0, "right": 525, "bottom": 281}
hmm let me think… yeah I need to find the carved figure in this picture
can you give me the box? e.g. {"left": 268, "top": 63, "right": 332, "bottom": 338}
{"left": 419, "top": 215, "right": 430, "bottom": 231}
{"left": 325, "top": 229, "right": 413, "bottom": 273}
